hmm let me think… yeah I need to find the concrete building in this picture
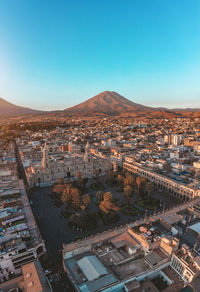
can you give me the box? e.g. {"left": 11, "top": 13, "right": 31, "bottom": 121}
{"left": 171, "top": 246, "right": 200, "bottom": 283}
{"left": 0, "top": 143, "right": 45, "bottom": 282}
{"left": 62, "top": 222, "right": 180, "bottom": 292}
{"left": 0, "top": 261, "right": 52, "bottom": 292}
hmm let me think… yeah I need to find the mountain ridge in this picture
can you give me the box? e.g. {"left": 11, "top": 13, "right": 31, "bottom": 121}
{"left": 0, "top": 97, "right": 45, "bottom": 117}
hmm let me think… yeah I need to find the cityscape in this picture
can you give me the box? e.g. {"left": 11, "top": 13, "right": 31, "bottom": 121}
{"left": 1, "top": 1, "right": 200, "bottom": 292}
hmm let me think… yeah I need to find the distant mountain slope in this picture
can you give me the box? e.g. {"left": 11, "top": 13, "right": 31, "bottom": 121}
{"left": 64, "top": 91, "right": 153, "bottom": 114}
{"left": 1, "top": 91, "right": 199, "bottom": 119}
{"left": 0, "top": 97, "right": 44, "bottom": 117}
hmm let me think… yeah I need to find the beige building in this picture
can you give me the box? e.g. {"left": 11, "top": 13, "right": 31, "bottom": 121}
{"left": 171, "top": 246, "right": 200, "bottom": 283}
{"left": 25, "top": 142, "right": 112, "bottom": 187}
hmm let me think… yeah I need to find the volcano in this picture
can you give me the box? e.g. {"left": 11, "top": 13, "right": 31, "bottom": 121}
{"left": 64, "top": 91, "right": 153, "bottom": 114}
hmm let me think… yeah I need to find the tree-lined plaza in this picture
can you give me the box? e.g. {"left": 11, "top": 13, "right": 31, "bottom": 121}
{"left": 28, "top": 169, "right": 181, "bottom": 251}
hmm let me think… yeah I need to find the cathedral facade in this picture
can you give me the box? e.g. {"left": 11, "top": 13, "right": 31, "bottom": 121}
{"left": 25, "top": 143, "right": 112, "bottom": 187}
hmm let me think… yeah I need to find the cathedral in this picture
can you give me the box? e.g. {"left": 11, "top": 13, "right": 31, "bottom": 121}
{"left": 25, "top": 142, "right": 112, "bottom": 187}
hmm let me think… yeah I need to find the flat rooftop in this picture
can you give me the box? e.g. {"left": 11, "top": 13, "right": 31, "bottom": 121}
{"left": 113, "top": 257, "right": 150, "bottom": 280}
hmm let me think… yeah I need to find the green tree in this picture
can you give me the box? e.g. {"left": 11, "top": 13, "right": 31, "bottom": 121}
{"left": 103, "top": 192, "right": 113, "bottom": 202}
{"left": 53, "top": 183, "right": 65, "bottom": 195}
{"left": 71, "top": 188, "right": 81, "bottom": 208}
{"left": 99, "top": 192, "right": 119, "bottom": 214}
{"left": 61, "top": 191, "right": 71, "bottom": 205}
{"left": 82, "top": 194, "right": 91, "bottom": 210}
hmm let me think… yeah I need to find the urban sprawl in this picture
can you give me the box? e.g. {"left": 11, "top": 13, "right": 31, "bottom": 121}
{"left": 1, "top": 116, "right": 200, "bottom": 292}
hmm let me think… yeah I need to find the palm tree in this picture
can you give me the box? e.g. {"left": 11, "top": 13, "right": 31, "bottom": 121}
{"left": 146, "top": 182, "right": 153, "bottom": 200}
{"left": 136, "top": 176, "right": 142, "bottom": 194}
{"left": 76, "top": 170, "right": 82, "bottom": 188}
{"left": 117, "top": 174, "right": 123, "bottom": 185}
{"left": 107, "top": 170, "right": 115, "bottom": 184}
{"left": 124, "top": 185, "right": 133, "bottom": 207}
{"left": 124, "top": 173, "right": 134, "bottom": 186}
{"left": 63, "top": 179, "right": 72, "bottom": 198}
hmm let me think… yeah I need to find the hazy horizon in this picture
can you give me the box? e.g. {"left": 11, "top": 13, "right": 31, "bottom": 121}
{"left": 0, "top": 0, "right": 200, "bottom": 110}
{"left": 1, "top": 90, "right": 200, "bottom": 112}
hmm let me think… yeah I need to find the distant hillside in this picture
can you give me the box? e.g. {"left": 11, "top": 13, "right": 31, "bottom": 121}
{"left": 0, "top": 97, "right": 45, "bottom": 117}
{"left": 64, "top": 91, "right": 154, "bottom": 114}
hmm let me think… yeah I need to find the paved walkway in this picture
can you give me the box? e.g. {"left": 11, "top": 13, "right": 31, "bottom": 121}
{"left": 130, "top": 197, "right": 200, "bottom": 228}
{"left": 18, "top": 179, "right": 43, "bottom": 246}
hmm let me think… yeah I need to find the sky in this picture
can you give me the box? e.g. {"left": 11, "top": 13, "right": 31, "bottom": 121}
{"left": 0, "top": 0, "right": 200, "bottom": 110}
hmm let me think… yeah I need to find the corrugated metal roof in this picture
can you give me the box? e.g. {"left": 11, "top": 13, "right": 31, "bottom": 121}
{"left": 86, "top": 273, "right": 117, "bottom": 292}
{"left": 77, "top": 255, "right": 108, "bottom": 281}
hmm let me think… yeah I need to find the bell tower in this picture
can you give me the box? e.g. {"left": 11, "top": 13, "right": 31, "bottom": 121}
{"left": 84, "top": 141, "right": 91, "bottom": 163}
{"left": 42, "top": 143, "right": 49, "bottom": 168}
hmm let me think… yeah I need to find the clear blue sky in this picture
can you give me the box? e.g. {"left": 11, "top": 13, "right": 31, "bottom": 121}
{"left": 0, "top": 0, "right": 200, "bottom": 110}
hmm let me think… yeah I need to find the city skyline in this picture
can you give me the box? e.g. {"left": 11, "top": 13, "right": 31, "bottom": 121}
{"left": 0, "top": 0, "right": 200, "bottom": 110}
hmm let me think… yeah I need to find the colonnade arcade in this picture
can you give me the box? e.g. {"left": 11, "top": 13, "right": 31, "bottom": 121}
{"left": 123, "top": 162, "right": 196, "bottom": 201}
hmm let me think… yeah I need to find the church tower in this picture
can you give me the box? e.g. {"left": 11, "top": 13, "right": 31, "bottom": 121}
{"left": 84, "top": 141, "right": 92, "bottom": 176}
{"left": 84, "top": 141, "right": 91, "bottom": 163}
{"left": 42, "top": 143, "right": 49, "bottom": 168}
